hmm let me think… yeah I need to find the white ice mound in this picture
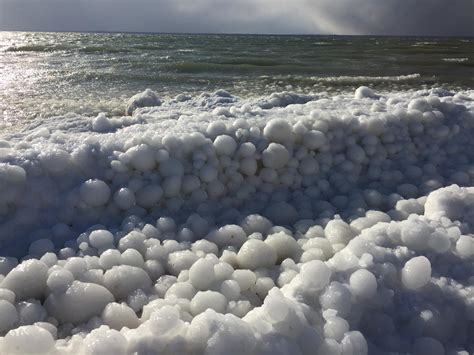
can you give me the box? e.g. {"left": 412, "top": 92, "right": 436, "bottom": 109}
{"left": 354, "top": 86, "right": 380, "bottom": 99}
{"left": 424, "top": 184, "right": 474, "bottom": 224}
{"left": 0, "top": 88, "right": 474, "bottom": 354}
{"left": 126, "top": 88, "right": 161, "bottom": 115}
{"left": 45, "top": 281, "right": 114, "bottom": 324}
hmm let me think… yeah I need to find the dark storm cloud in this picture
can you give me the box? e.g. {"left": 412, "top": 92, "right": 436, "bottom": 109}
{"left": 0, "top": 0, "right": 317, "bottom": 33}
{"left": 304, "top": 0, "right": 474, "bottom": 36}
{"left": 0, "top": 0, "right": 473, "bottom": 36}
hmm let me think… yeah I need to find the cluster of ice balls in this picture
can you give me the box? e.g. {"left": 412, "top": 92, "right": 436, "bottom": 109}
{"left": 0, "top": 88, "right": 473, "bottom": 353}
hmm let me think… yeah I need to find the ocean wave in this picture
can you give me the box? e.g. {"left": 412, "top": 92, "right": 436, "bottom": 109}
{"left": 442, "top": 57, "right": 469, "bottom": 63}
{"left": 311, "top": 73, "right": 421, "bottom": 84}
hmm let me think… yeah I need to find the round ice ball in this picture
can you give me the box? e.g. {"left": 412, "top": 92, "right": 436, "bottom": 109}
{"left": 0, "top": 288, "right": 15, "bottom": 304}
{"left": 207, "top": 224, "right": 247, "bottom": 249}
{"left": 206, "top": 121, "right": 227, "bottom": 138}
{"left": 324, "top": 316, "right": 349, "bottom": 342}
{"left": 99, "top": 249, "right": 122, "bottom": 270}
{"left": 102, "top": 302, "right": 140, "bottom": 330}
{"left": 0, "top": 300, "right": 18, "bottom": 333}
{"left": 2, "top": 260, "right": 48, "bottom": 301}
{"left": 80, "top": 179, "right": 111, "bottom": 207}
{"left": 408, "top": 98, "right": 432, "bottom": 112}
{"left": 265, "top": 231, "right": 300, "bottom": 262}
{"left": 456, "top": 235, "right": 474, "bottom": 258}
{"left": 89, "top": 229, "right": 114, "bottom": 249}
{"left": 2, "top": 325, "right": 55, "bottom": 354}
{"left": 45, "top": 281, "right": 114, "bottom": 324}
{"left": 127, "top": 144, "right": 156, "bottom": 171}
{"left": 232, "top": 270, "right": 256, "bottom": 291}
{"left": 240, "top": 214, "right": 273, "bottom": 235}
{"left": 300, "top": 260, "right": 331, "bottom": 291}
{"left": 46, "top": 269, "right": 74, "bottom": 293}
{"left": 324, "top": 219, "right": 356, "bottom": 245}
{"left": 349, "top": 269, "right": 377, "bottom": 299}
{"left": 103, "top": 265, "right": 152, "bottom": 300}
{"left": 237, "top": 239, "right": 277, "bottom": 270}
{"left": 400, "top": 219, "right": 431, "bottom": 251}
{"left": 113, "top": 188, "right": 136, "bottom": 210}
{"left": 220, "top": 280, "right": 241, "bottom": 301}
{"left": 303, "top": 130, "right": 326, "bottom": 150}
{"left": 401, "top": 256, "right": 431, "bottom": 290}
{"left": 16, "top": 301, "right": 47, "bottom": 326}
{"left": 341, "top": 331, "right": 368, "bottom": 355}
{"left": 262, "top": 143, "right": 290, "bottom": 170}
{"left": 263, "top": 119, "right": 293, "bottom": 143}
{"left": 319, "top": 282, "right": 352, "bottom": 317}
{"left": 189, "top": 258, "right": 216, "bottom": 290}
{"left": 84, "top": 327, "right": 128, "bottom": 355}
{"left": 190, "top": 291, "right": 227, "bottom": 315}
{"left": 239, "top": 157, "right": 257, "bottom": 176}
{"left": 214, "top": 135, "right": 237, "bottom": 156}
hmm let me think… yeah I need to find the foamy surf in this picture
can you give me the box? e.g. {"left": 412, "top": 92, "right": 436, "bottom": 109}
{"left": 0, "top": 86, "right": 472, "bottom": 354}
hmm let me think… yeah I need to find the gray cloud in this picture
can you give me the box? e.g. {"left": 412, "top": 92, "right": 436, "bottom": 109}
{"left": 304, "top": 0, "right": 474, "bottom": 36}
{"left": 0, "top": 0, "right": 473, "bottom": 36}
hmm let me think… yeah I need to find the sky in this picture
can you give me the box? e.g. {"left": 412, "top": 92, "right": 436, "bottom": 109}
{"left": 0, "top": 0, "right": 474, "bottom": 36}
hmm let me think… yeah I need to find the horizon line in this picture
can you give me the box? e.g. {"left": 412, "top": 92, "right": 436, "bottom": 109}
{"left": 1, "top": 29, "right": 474, "bottom": 39}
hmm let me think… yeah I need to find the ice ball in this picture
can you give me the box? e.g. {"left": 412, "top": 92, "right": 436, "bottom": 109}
{"left": 89, "top": 229, "right": 114, "bottom": 249}
{"left": 214, "top": 135, "right": 237, "bottom": 156}
{"left": 237, "top": 239, "right": 277, "bottom": 270}
{"left": 0, "top": 300, "right": 18, "bottom": 333}
{"left": 103, "top": 265, "right": 152, "bottom": 300}
{"left": 80, "top": 179, "right": 111, "bottom": 207}
{"left": 2, "top": 260, "right": 48, "bottom": 301}
{"left": 45, "top": 281, "right": 114, "bottom": 324}
{"left": 102, "top": 302, "right": 140, "bottom": 330}
{"left": 189, "top": 258, "right": 216, "bottom": 290}
{"left": 190, "top": 291, "right": 227, "bottom": 315}
{"left": 2, "top": 325, "right": 55, "bottom": 354}
{"left": 262, "top": 143, "right": 290, "bottom": 170}
{"left": 263, "top": 119, "right": 293, "bottom": 143}
{"left": 349, "top": 269, "right": 377, "bottom": 299}
{"left": 401, "top": 256, "right": 431, "bottom": 290}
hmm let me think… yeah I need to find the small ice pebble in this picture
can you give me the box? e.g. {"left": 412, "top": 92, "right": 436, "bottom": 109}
{"left": 2, "top": 260, "right": 48, "bottom": 301}
{"left": 45, "top": 281, "right": 114, "bottom": 324}
{"left": 2, "top": 325, "right": 55, "bottom": 354}
{"left": 401, "top": 256, "right": 431, "bottom": 290}
{"left": 349, "top": 269, "right": 377, "bottom": 299}
{"left": 237, "top": 239, "right": 277, "bottom": 270}
{"left": 191, "top": 291, "right": 227, "bottom": 315}
{"left": 0, "top": 300, "right": 18, "bottom": 333}
{"left": 189, "top": 258, "right": 216, "bottom": 290}
{"left": 80, "top": 179, "right": 111, "bottom": 207}
{"left": 102, "top": 302, "right": 140, "bottom": 330}
{"left": 89, "top": 229, "right": 114, "bottom": 249}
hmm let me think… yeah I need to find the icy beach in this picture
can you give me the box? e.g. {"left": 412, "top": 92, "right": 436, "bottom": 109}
{"left": 0, "top": 85, "right": 472, "bottom": 354}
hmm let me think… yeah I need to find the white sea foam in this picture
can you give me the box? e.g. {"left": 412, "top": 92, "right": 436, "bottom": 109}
{"left": 442, "top": 57, "right": 469, "bottom": 63}
{"left": 312, "top": 73, "right": 421, "bottom": 83}
{"left": 0, "top": 87, "right": 473, "bottom": 354}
